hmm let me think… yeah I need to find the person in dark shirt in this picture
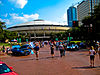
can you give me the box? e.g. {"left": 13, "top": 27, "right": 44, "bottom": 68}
{"left": 34, "top": 44, "right": 40, "bottom": 60}
{"left": 2, "top": 45, "right": 5, "bottom": 54}
{"left": 63, "top": 43, "right": 66, "bottom": 56}
{"left": 59, "top": 44, "right": 64, "bottom": 57}
{"left": 50, "top": 44, "right": 54, "bottom": 58}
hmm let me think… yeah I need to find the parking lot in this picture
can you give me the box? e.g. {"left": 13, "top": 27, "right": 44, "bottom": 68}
{"left": 0, "top": 45, "right": 100, "bottom": 75}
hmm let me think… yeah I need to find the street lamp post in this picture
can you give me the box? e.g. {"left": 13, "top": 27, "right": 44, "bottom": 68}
{"left": 69, "top": 33, "right": 70, "bottom": 43}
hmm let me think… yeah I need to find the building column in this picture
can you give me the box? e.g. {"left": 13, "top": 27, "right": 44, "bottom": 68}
{"left": 44, "top": 31, "right": 45, "bottom": 38}
{"left": 29, "top": 33, "right": 31, "bottom": 41}
{"left": 34, "top": 32, "right": 36, "bottom": 39}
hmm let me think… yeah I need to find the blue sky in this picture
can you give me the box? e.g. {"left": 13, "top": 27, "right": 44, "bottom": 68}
{"left": 0, "top": 0, "right": 82, "bottom": 28}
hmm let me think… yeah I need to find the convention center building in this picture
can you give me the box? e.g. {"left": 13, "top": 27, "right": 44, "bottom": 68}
{"left": 7, "top": 19, "right": 71, "bottom": 40}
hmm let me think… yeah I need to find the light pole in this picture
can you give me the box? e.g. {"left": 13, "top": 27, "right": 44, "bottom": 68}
{"left": 69, "top": 33, "right": 70, "bottom": 43}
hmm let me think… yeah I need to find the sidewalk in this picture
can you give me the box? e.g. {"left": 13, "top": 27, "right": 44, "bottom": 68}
{"left": 0, "top": 52, "right": 11, "bottom": 58}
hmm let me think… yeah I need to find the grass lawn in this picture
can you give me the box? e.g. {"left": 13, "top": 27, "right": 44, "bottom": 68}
{"left": 0, "top": 43, "right": 11, "bottom": 47}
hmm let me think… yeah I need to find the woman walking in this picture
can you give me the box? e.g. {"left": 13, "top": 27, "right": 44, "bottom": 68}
{"left": 50, "top": 44, "right": 54, "bottom": 58}
{"left": 89, "top": 46, "right": 95, "bottom": 67}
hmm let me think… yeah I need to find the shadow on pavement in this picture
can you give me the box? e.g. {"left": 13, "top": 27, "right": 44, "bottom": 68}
{"left": 15, "top": 56, "right": 60, "bottom": 61}
{"left": 7, "top": 53, "right": 30, "bottom": 57}
{"left": 72, "top": 66, "right": 100, "bottom": 69}
{"left": 40, "top": 51, "right": 49, "bottom": 53}
{"left": 40, "top": 56, "right": 60, "bottom": 60}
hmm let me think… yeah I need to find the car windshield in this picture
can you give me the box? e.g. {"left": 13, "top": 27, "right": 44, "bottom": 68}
{"left": 12, "top": 45, "right": 20, "bottom": 49}
{"left": 0, "top": 63, "right": 12, "bottom": 74}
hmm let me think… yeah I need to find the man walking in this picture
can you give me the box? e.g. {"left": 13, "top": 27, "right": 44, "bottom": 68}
{"left": 50, "top": 43, "right": 54, "bottom": 58}
{"left": 59, "top": 43, "right": 64, "bottom": 57}
{"left": 34, "top": 44, "right": 40, "bottom": 60}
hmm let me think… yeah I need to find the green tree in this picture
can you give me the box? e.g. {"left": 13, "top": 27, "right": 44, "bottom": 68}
{"left": 81, "top": 3, "right": 100, "bottom": 40}
{"left": 0, "top": 21, "right": 18, "bottom": 42}
{"left": 0, "top": 21, "right": 6, "bottom": 42}
{"left": 0, "top": 21, "right": 6, "bottom": 32}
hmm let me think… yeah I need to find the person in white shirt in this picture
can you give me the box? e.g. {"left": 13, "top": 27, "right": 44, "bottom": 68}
{"left": 89, "top": 46, "right": 95, "bottom": 67}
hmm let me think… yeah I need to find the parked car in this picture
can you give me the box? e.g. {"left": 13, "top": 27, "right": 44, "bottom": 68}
{"left": 0, "top": 61, "right": 18, "bottom": 75}
{"left": 67, "top": 44, "right": 79, "bottom": 51}
{"left": 11, "top": 44, "right": 32, "bottom": 56}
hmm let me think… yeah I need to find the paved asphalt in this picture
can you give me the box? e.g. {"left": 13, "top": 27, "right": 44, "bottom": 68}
{"left": 0, "top": 45, "right": 100, "bottom": 75}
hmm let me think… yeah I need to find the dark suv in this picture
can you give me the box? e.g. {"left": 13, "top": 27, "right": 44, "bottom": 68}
{"left": 11, "top": 44, "right": 32, "bottom": 56}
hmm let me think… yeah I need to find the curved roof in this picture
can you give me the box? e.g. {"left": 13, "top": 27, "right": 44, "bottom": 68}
{"left": 11, "top": 19, "right": 63, "bottom": 27}
{"left": 7, "top": 19, "right": 70, "bottom": 32}
{"left": 33, "top": 19, "right": 44, "bottom": 21}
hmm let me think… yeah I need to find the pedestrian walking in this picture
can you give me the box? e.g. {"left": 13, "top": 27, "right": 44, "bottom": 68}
{"left": 6, "top": 47, "right": 10, "bottom": 54}
{"left": 63, "top": 43, "right": 66, "bottom": 56}
{"left": 2, "top": 45, "right": 5, "bottom": 54}
{"left": 98, "top": 45, "right": 100, "bottom": 59}
{"left": 34, "top": 44, "right": 40, "bottom": 60}
{"left": 56, "top": 41, "right": 59, "bottom": 51}
{"left": 50, "top": 43, "right": 54, "bottom": 58}
{"left": 59, "top": 44, "right": 64, "bottom": 57}
{"left": 89, "top": 46, "right": 96, "bottom": 67}
{"left": 42, "top": 42, "right": 44, "bottom": 47}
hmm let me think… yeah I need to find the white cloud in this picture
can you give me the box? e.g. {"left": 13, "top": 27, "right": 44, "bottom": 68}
{"left": 0, "top": 13, "right": 38, "bottom": 27}
{"left": 0, "top": 13, "right": 39, "bottom": 27}
{"left": 0, "top": 18, "right": 2, "bottom": 21}
{"left": 3, "top": 13, "right": 8, "bottom": 17}
{"left": 0, "top": 18, "right": 12, "bottom": 25}
{"left": 9, "top": 0, "right": 28, "bottom": 9}
{"left": 45, "top": 21, "right": 60, "bottom": 25}
{"left": 10, "top": 13, "right": 39, "bottom": 22}
{"left": 62, "top": 12, "right": 68, "bottom": 25}
{"left": 63, "top": 13, "right": 67, "bottom": 21}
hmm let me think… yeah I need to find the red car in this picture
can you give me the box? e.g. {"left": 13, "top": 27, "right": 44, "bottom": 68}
{"left": 0, "top": 61, "right": 18, "bottom": 75}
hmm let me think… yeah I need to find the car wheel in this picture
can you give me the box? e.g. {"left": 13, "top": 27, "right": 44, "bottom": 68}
{"left": 12, "top": 52, "right": 16, "bottom": 55}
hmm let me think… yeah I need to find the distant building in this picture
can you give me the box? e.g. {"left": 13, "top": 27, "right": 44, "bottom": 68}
{"left": 77, "top": 0, "right": 100, "bottom": 26}
{"left": 67, "top": 6, "right": 77, "bottom": 27}
{"left": 7, "top": 19, "right": 71, "bottom": 40}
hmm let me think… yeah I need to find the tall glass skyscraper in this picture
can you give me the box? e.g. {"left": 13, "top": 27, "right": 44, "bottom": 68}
{"left": 67, "top": 6, "right": 77, "bottom": 27}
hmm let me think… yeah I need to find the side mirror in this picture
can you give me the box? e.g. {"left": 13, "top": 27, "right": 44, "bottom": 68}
{"left": 9, "top": 67, "right": 13, "bottom": 69}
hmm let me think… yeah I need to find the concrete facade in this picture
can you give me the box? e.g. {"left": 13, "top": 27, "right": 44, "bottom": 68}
{"left": 77, "top": 0, "right": 100, "bottom": 26}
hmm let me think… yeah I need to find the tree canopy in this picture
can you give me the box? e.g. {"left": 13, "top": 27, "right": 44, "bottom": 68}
{"left": 82, "top": 3, "right": 100, "bottom": 40}
{"left": 0, "top": 21, "right": 18, "bottom": 42}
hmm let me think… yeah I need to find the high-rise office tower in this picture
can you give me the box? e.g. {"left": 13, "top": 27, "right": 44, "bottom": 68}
{"left": 77, "top": 0, "right": 100, "bottom": 26}
{"left": 67, "top": 6, "right": 77, "bottom": 27}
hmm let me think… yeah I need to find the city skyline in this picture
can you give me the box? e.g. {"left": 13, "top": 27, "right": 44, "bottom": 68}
{"left": 0, "top": 0, "right": 82, "bottom": 28}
